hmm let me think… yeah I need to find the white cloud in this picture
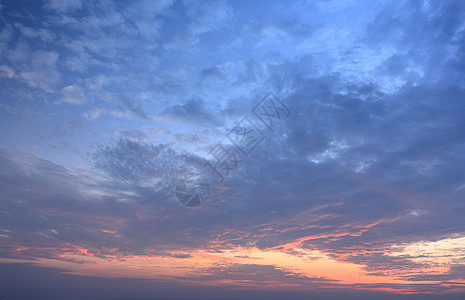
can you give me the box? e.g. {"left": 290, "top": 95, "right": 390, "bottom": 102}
{"left": 0, "top": 65, "right": 16, "bottom": 78}
{"left": 387, "top": 236, "right": 465, "bottom": 268}
{"left": 184, "top": 0, "right": 233, "bottom": 36}
{"left": 45, "top": 0, "right": 82, "bottom": 12}
{"left": 60, "top": 85, "right": 86, "bottom": 105}
{"left": 83, "top": 107, "right": 107, "bottom": 120}
{"left": 0, "top": 24, "right": 14, "bottom": 53}
{"left": 5, "top": 46, "right": 61, "bottom": 92}
{"left": 14, "top": 23, "right": 56, "bottom": 43}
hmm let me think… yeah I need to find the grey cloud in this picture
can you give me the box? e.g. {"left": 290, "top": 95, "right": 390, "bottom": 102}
{"left": 161, "top": 98, "right": 221, "bottom": 126}
{"left": 92, "top": 137, "right": 205, "bottom": 188}
{"left": 0, "top": 262, "right": 432, "bottom": 300}
{"left": 118, "top": 96, "right": 149, "bottom": 120}
{"left": 177, "top": 262, "right": 336, "bottom": 286}
{"left": 0, "top": 146, "right": 220, "bottom": 259}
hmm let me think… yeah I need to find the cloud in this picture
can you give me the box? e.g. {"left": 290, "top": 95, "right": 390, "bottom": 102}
{"left": 177, "top": 262, "right": 336, "bottom": 287}
{"left": 45, "top": 0, "right": 83, "bottom": 12}
{"left": 4, "top": 45, "right": 61, "bottom": 92}
{"left": 0, "top": 65, "right": 15, "bottom": 78}
{"left": 0, "top": 262, "right": 419, "bottom": 300}
{"left": 14, "top": 23, "right": 56, "bottom": 43}
{"left": 0, "top": 146, "right": 207, "bottom": 261}
{"left": 184, "top": 0, "right": 233, "bottom": 36}
{"left": 162, "top": 0, "right": 233, "bottom": 49}
{"left": 161, "top": 98, "right": 221, "bottom": 126}
{"left": 118, "top": 97, "right": 149, "bottom": 120}
{"left": 92, "top": 137, "right": 204, "bottom": 188}
{"left": 59, "top": 85, "right": 86, "bottom": 105}
{"left": 83, "top": 107, "right": 106, "bottom": 120}
{"left": 1, "top": 0, "right": 465, "bottom": 296}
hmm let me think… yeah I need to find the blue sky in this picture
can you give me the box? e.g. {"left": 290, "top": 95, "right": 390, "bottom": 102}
{"left": 1, "top": 0, "right": 465, "bottom": 299}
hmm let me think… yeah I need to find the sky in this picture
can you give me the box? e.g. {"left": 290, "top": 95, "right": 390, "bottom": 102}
{"left": 0, "top": 0, "right": 465, "bottom": 299}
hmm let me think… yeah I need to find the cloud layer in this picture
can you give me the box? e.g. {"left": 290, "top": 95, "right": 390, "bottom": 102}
{"left": 0, "top": 0, "right": 465, "bottom": 298}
